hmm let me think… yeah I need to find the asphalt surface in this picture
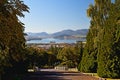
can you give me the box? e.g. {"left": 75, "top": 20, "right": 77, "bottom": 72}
{"left": 23, "top": 69, "right": 99, "bottom": 80}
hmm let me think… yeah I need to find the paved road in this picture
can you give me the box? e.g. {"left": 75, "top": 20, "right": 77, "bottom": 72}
{"left": 23, "top": 69, "right": 99, "bottom": 80}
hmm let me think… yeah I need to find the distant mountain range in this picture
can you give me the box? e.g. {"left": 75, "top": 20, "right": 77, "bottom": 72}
{"left": 25, "top": 29, "right": 88, "bottom": 40}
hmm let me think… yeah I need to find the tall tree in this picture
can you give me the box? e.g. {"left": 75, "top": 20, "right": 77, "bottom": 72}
{"left": 80, "top": 3, "right": 98, "bottom": 73}
{"left": 81, "top": 0, "right": 111, "bottom": 72}
{"left": 0, "top": 0, "right": 29, "bottom": 76}
{"left": 97, "top": 0, "right": 120, "bottom": 78}
{"left": 82, "top": 0, "right": 120, "bottom": 78}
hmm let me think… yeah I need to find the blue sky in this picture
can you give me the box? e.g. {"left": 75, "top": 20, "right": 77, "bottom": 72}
{"left": 21, "top": 0, "right": 94, "bottom": 33}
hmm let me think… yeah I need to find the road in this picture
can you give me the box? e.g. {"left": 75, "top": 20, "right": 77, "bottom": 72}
{"left": 23, "top": 69, "right": 99, "bottom": 80}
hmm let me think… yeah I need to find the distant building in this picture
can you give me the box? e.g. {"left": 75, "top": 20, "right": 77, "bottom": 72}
{"left": 27, "top": 42, "right": 76, "bottom": 50}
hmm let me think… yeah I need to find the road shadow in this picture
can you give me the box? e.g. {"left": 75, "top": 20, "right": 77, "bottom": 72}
{"left": 22, "top": 71, "right": 84, "bottom": 80}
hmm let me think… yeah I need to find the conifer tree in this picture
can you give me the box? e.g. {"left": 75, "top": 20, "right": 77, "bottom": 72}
{"left": 80, "top": 3, "right": 99, "bottom": 73}
{"left": 80, "top": 0, "right": 118, "bottom": 75}
{"left": 82, "top": 0, "right": 120, "bottom": 78}
{"left": 97, "top": 0, "right": 120, "bottom": 78}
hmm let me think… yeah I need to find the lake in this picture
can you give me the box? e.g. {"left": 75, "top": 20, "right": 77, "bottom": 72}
{"left": 26, "top": 38, "right": 85, "bottom": 44}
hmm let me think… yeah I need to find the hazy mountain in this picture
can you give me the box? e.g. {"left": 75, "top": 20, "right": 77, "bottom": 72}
{"left": 26, "top": 32, "right": 49, "bottom": 38}
{"left": 52, "top": 29, "right": 75, "bottom": 37}
{"left": 25, "top": 32, "right": 49, "bottom": 40}
{"left": 25, "top": 29, "right": 88, "bottom": 40}
{"left": 52, "top": 29, "right": 88, "bottom": 37}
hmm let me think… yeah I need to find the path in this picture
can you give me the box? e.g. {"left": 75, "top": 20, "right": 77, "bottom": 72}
{"left": 23, "top": 69, "right": 99, "bottom": 80}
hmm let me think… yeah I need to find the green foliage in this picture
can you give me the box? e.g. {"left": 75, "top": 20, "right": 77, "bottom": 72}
{"left": 81, "top": 35, "right": 97, "bottom": 73}
{"left": 0, "top": 0, "right": 29, "bottom": 77}
{"left": 26, "top": 45, "right": 83, "bottom": 69}
{"left": 57, "top": 44, "right": 83, "bottom": 68}
{"left": 80, "top": 2, "right": 98, "bottom": 72}
{"left": 25, "top": 47, "right": 47, "bottom": 68}
{"left": 97, "top": 0, "right": 120, "bottom": 78}
{"left": 83, "top": 0, "right": 120, "bottom": 78}
{"left": 47, "top": 46, "right": 62, "bottom": 66}
{"left": 25, "top": 47, "right": 61, "bottom": 69}
{"left": 80, "top": 48, "right": 97, "bottom": 72}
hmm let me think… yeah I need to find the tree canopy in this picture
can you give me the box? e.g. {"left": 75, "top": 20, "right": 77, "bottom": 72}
{"left": 80, "top": 0, "right": 120, "bottom": 78}
{"left": 0, "top": 0, "right": 29, "bottom": 76}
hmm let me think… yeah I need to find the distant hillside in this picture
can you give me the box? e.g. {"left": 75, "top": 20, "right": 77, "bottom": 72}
{"left": 52, "top": 29, "right": 88, "bottom": 37}
{"left": 25, "top": 32, "right": 49, "bottom": 40}
{"left": 25, "top": 29, "right": 88, "bottom": 40}
{"left": 75, "top": 29, "right": 89, "bottom": 35}
{"left": 52, "top": 29, "right": 75, "bottom": 37}
{"left": 26, "top": 32, "right": 49, "bottom": 38}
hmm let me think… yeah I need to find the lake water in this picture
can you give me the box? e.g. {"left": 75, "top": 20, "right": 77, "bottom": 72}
{"left": 26, "top": 38, "right": 85, "bottom": 44}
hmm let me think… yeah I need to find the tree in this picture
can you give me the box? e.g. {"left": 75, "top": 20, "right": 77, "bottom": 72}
{"left": 57, "top": 45, "right": 83, "bottom": 68}
{"left": 75, "top": 41, "right": 84, "bottom": 71}
{"left": 80, "top": 3, "right": 98, "bottom": 73}
{"left": 97, "top": 0, "right": 120, "bottom": 78}
{"left": 0, "top": 0, "right": 29, "bottom": 78}
{"left": 47, "top": 46, "right": 61, "bottom": 67}
{"left": 83, "top": 0, "right": 120, "bottom": 78}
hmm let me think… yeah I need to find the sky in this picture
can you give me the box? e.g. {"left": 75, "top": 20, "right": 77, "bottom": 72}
{"left": 21, "top": 0, "right": 94, "bottom": 33}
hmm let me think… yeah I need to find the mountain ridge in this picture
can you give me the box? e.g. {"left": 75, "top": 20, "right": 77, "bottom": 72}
{"left": 25, "top": 29, "right": 88, "bottom": 40}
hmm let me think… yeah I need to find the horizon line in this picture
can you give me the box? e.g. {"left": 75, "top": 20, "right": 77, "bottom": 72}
{"left": 25, "top": 28, "right": 89, "bottom": 33}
